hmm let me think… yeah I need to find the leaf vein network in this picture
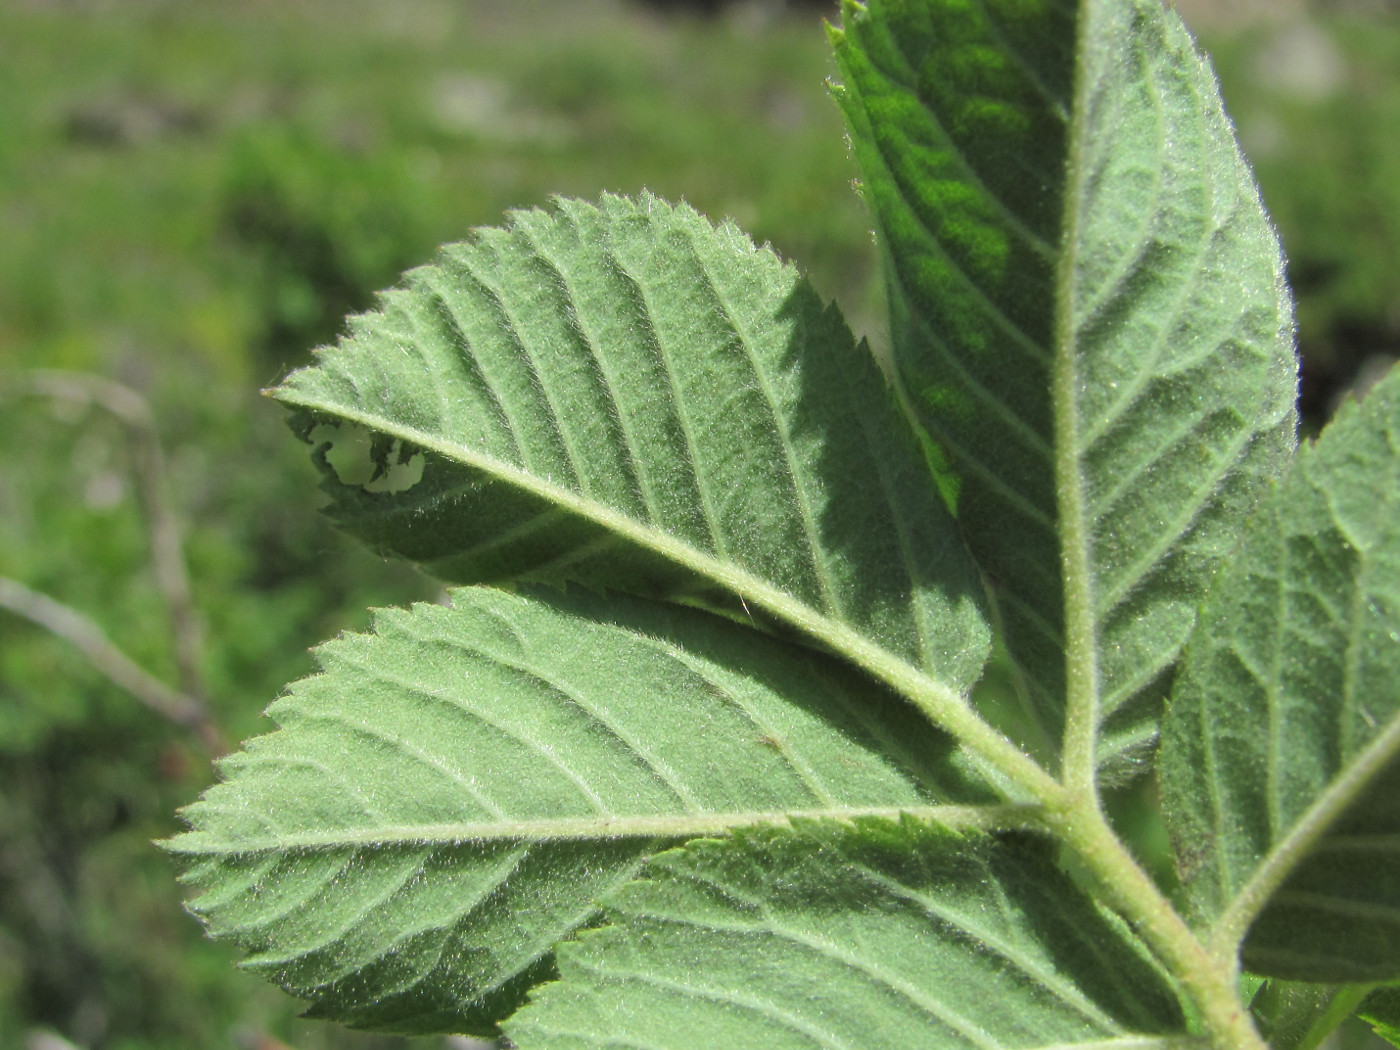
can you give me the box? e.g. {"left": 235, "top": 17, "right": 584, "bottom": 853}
{"left": 199, "top": 853, "right": 343, "bottom": 935}
{"left": 971, "top": 0, "right": 1072, "bottom": 124}
{"left": 293, "top": 710, "right": 508, "bottom": 820}
{"left": 755, "top": 919, "right": 1006, "bottom": 1050}
{"left": 420, "top": 275, "right": 521, "bottom": 456}
{"left": 917, "top": 313, "right": 1053, "bottom": 457}
{"left": 1091, "top": 420, "right": 1263, "bottom": 619}
{"left": 846, "top": 861, "right": 1128, "bottom": 1031}
{"left": 345, "top": 656, "right": 622, "bottom": 814}
{"left": 606, "top": 245, "right": 731, "bottom": 564}
{"left": 512, "top": 221, "right": 656, "bottom": 524}
{"left": 876, "top": 33, "right": 1058, "bottom": 259}
{"left": 244, "top": 850, "right": 431, "bottom": 966}
{"left": 578, "top": 961, "right": 859, "bottom": 1050}
{"left": 437, "top": 644, "right": 705, "bottom": 812}
{"left": 842, "top": 401, "right": 940, "bottom": 671}
{"left": 622, "top": 634, "right": 842, "bottom": 806}
{"left": 449, "top": 254, "right": 580, "bottom": 485}
{"left": 466, "top": 255, "right": 595, "bottom": 493}
{"left": 852, "top": 86, "right": 1053, "bottom": 363}
{"left": 1084, "top": 400, "right": 1241, "bottom": 528}
{"left": 225, "top": 752, "right": 388, "bottom": 824}
{"left": 681, "top": 227, "right": 843, "bottom": 619}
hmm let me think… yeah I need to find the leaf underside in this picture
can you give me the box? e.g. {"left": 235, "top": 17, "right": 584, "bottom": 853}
{"left": 507, "top": 819, "right": 1190, "bottom": 1050}
{"left": 1160, "top": 367, "right": 1400, "bottom": 982}
{"left": 168, "top": 0, "right": 1333, "bottom": 1040}
{"left": 1248, "top": 979, "right": 1377, "bottom": 1050}
{"left": 168, "top": 588, "right": 996, "bottom": 1033}
{"left": 275, "top": 192, "right": 990, "bottom": 696}
{"left": 833, "top": 0, "right": 1296, "bottom": 772}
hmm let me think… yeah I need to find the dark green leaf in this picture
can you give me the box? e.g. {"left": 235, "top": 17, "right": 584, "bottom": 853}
{"left": 832, "top": 0, "right": 1296, "bottom": 772}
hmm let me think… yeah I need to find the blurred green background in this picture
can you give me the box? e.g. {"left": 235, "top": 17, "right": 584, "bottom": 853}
{"left": 0, "top": 1, "right": 1395, "bottom": 1047}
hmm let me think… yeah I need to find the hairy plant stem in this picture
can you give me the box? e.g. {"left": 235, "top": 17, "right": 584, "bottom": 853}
{"left": 1043, "top": 794, "right": 1266, "bottom": 1050}
{"left": 873, "top": 632, "right": 1265, "bottom": 1048}
{"left": 1052, "top": 0, "right": 1102, "bottom": 799}
{"left": 1034, "top": 10, "right": 1264, "bottom": 1043}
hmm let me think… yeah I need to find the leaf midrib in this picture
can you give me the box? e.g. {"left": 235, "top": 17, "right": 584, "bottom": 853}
{"left": 169, "top": 803, "right": 1044, "bottom": 855}
{"left": 1051, "top": 0, "right": 1101, "bottom": 794}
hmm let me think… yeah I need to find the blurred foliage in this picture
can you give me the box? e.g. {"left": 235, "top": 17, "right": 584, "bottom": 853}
{"left": 0, "top": 0, "right": 1394, "bottom": 1047}
{"left": 1197, "top": 9, "right": 1400, "bottom": 425}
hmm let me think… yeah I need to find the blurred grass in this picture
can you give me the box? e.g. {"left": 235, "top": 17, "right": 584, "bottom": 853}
{"left": 0, "top": 2, "right": 866, "bottom": 1046}
{"left": 0, "top": 0, "right": 874, "bottom": 386}
{"left": 0, "top": 1, "right": 1396, "bottom": 1048}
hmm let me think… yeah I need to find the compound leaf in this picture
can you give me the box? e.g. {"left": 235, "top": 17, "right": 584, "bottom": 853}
{"left": 274, "top": 193, "right": 990, "bottom": 699}
{"left": 167, "top": 587, "right": 1002, "bottom": 1034}
{"left": 1160, "top": 365, "right": 1400, "bottom": 982}
{"left": 507, "top": 818, "right": 1192, "bottom": 1050}
{"left": 832, "top": 0, "right": 1296, "bottom": 773}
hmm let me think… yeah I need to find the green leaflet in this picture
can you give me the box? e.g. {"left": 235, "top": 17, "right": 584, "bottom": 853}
{"left": 1361, "top": 987, "right": 1400, "bottom": 1048}
{"left": 1371, "top": 1020, "right": 1400, "bottom": 1050}
{"left": 1248, "top": 980, "right": 1377, "bottom": 1050}
{"left": 832, "top": 0, "right": 1297, "bottom": 774}
{"left": 507, "top": 818, "right": 1191, "bottom": 1050}
{"left": 167, "top": 587, "right": 1003, "bottom": 1034}
{"left": 274, "top": 192, "right": 990, "bottom": 698}
{"left": 1159, "top": 367, "right": 1400, "bottom": 982}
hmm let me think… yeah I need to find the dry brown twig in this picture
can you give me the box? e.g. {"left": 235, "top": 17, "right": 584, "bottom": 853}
{"left": 0, "top": 370, "right": 222, "bottom": 753}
